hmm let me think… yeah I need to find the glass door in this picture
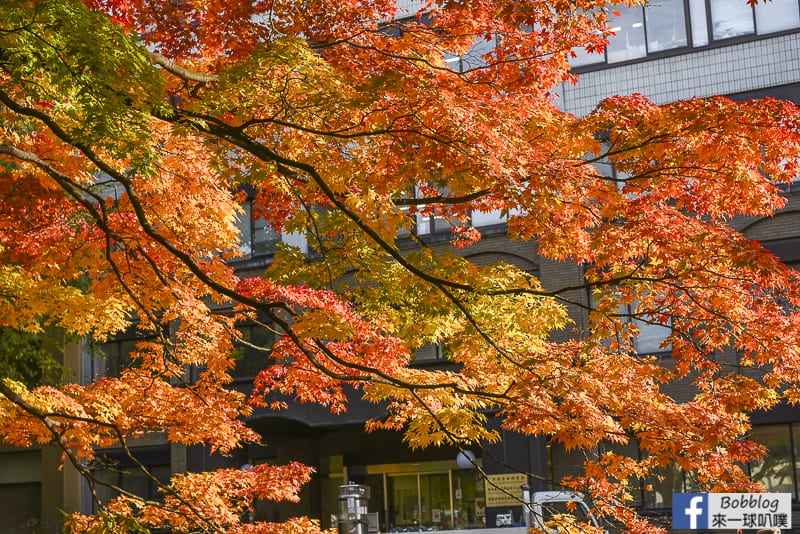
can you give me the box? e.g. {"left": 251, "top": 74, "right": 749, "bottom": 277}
{"left": 356, "top": 458, "right": 485, "bottom": 532}
{"left": 387, "top": 474, "right": 419, "bottom": 530}
{"left": 387, "top": 472, "right": 454, "bottom": 530}
{"left": 452, "top": 469, "right": 485, "bottom": 528}
{"left": 420, "top": 472, "right": 451, "bottom": 529}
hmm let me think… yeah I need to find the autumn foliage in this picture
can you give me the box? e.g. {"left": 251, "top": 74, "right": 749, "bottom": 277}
{"left": 0, "top": 0, "right": 799, "bottom": 532}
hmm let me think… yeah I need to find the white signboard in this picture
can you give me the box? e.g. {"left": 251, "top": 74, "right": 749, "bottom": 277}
{"left": 673, "top": 493, "right": 792, "bottom": 530}
{"left": 485, "top": 473, "right": 528, "bottom": 507}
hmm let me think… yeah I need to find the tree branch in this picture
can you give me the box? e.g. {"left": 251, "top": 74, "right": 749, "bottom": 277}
{"left": 149, "top": 51, "right": 219, "bottom": 84}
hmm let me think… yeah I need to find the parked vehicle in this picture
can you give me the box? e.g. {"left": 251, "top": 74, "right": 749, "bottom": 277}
{"left": 527, "top": 491, "right": 604, "bottom": 533}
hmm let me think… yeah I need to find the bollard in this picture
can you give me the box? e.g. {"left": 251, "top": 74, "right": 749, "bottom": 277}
{"left": 337, "top": 483, "right": 371, "bottom": 534}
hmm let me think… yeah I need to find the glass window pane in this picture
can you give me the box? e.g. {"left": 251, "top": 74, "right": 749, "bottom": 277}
{"left": 793, "top": 423, "right": 800, "bottom": 499}
{"left": 755, "top": 0, "right": 800, "bottom": 33}
{"left": 431, "top": 213, "right": 452, "bottom": 234}
{"left": 471, "top": 209, "right": 505, "bottom": 227}
{"left": 361, "top": 474, "right": 386, "bottom": 531}
{"left": 645, "top": 0, "right": 688, "bottom": 52}
{"left": 149, "top": 465, "right": 172, "bottom": 500}
{"left": 460, "top": 35, "right": 497, "bottom": 72}
{"left": 539, "top": 498, "right": 594, "bottom": 524}
{"left": 606, "top": 6, "right": 647, "bottom": 63}
{"left": 710, "top": 0, "right": 755, "bottom": 39}
{"left": 453, "top": 470, "right": 484, "bottom": 528}
{"left": 416, "top": 212, "right": 431, "bottom": 234}
{"left": 633, "top": 318, "right": 672, "bottom": 354}
{"left": 419, "top": 473, "right": 450, "bottom": 529}
{"left": 412, "top": 343, "right": 442, "bottom": 362}
{"left": 234, "top": 325, "right": 275, "bottom": 378}
{"left": 388, "top": 474, "right": 419, "bottom": 529}
{"left": 689, "top": 0, "right": 710, "bottom": 45}
{"left": 397, "top": 206, "right": 412, "bottom": 238}
{"left": 252, "top": 216, "right": 281, "bottom": 255}
{"left": 643, "top": 465, "right": 684, "bottom": 508}
{"left": 96, "top": 339, "right": 136, "bottom": 378}
{"left": 116, "top": 339, "right": 136, "bottom": 375}
{"left": 599, "top": 440, "right": 643, "bottom": 506}
{"left": 236, "top": 202, "right": 253, "bottom": 257}
{"left": 569, "top": 45, "right": 606, "bottom": 67}
{"left": 237, "top": 200, "right": 281, "bottom": 257}
{"left": 94, "top": 468, "right": 117, "bottom": 504}
{"left": 428, "top": 186, "right": 453, "bottom": 234}
{"left": 750, "top": 424, "right": 794, "bottom": 493}
{"left": 122, "top": 466, "right": 150, "bottom": 499}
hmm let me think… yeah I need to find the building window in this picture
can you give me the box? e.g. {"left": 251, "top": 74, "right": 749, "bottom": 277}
{"left": 571, "top": 0, "right": 800, "bottom": 67}
{"left": 232, "top": 323, "right": 276, "bottom": 379}
{"left": 646, "top": 0, "right": 690, "bottom": 52}
{"left": 0, "top": 450, "right": 41, "bottom": 534}
{"left": 90, "top": 333, "right": 152, "bottom": 380}
{"left": 396, "top": 187, "right": 466, "bottom": 238}
{"left": 92, "top": 338, "right": 135, "bottom": 378}
{"left": 93, "top": 447, "right": 171, "bottom": 508}
{"left": 588, "top": 292, "right": 673, "bottom": 356}
{"left": 398, "top": 204, "right": 504, "bottom": 240}
{"left": 621, "top": 301, "right": 673, "bottom": 354}
{"left": 470, "top": 209, "right": 506, "bottom": 227}
{"left": 236, "top": 199, "right": 282, "bottom": 258}
{"left": 412, "top": 343, "right": 448, "bottom": 363}
{"left": 554, "top": 423, "right": 800, "bottom": 510}
{"left": 748, "top": 424, "right": 795, "bottom": 495}
{"left": 606, "top": 6, "right": 648, "bottom": 63}
{"left": 349, "top": 460, "right": 485, "bottom": 532}
{"left": 709, "top": 0, "right": 755, "bottom": 39}
{"left": 755, "top": 0, "right": 800, "bottom": 33}
{"left": 416, "top": 208, "right": 454, "bottom": 235}
{"left": 444, "top": 35, "right": 499, "bottom": 73}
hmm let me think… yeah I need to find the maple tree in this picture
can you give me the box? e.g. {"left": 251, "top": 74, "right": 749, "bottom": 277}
{"left": 0, "top": 0, "right": 799, "bottom": 532}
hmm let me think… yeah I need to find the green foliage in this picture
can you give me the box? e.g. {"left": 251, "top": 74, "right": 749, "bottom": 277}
{"left": 0, "top": 327, "right": 66, "bottom": 388}
{"left": 0, "top": 0, "right": 166, "bottom": 160}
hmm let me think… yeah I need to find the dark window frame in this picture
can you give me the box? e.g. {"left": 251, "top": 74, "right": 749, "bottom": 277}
{"left": 570, "top": 0, "right": 800, "bottom": 71}
{"left": 235, "top": 197, "right": 282, "bottom": 260}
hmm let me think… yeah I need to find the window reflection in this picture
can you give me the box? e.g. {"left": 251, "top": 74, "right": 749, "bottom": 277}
{"left": 233, "top": 324, "right": 275, "bottom": 378}
{"left": 794, "top": 423, "right": 800, "bottom": 498}
{"left": 445, "top": 35, "right": 499, "bottom": 73}
{"left": 569, "top": 0, "right": 800, "bottom": 68}
{"left": 570, "top": 44, "right": 605, "bottom": 67}
{"left": 236, "top": 200, "right": 281, "bottom": 258}
{"left": 645, "top": 0, "right": 688, "bottom": 51}
{"left": 93, "top": 447, "right": 171, "bottom": 507}
{"left": 92, "top": 329, "right": 154, "bottom": 380}
{"left": 689, "top": 0, "right": 710, "bottom": 45}
{"left": 388, "top": 474, "right": 420, "bottom": 529}
{"left": 383, "top": 469, "right": 485, "bottom": 531}
{"left": 588, "top": 295, "right": 672, "bottom": 356}
{"left": 94, "top": 338, "right": 137, "bottom": 378}
{"left": 643, "top": 465, "right": 685, "bottom": 508}
{"left": 756, "top": 0, "right": 800, "bottom": 33}
{"left": 749, "top": 425, "right": 794, "bottom": 493}
{"left": 606, "top": 6, "right": 647, "bottom": 63}
{"left": 711, "top": 0, "right": 755, "bottom": 39}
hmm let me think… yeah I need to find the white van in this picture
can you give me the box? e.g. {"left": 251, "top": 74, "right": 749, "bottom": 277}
{"left": 526, "top": 491, "right": 604, "bottom": 533}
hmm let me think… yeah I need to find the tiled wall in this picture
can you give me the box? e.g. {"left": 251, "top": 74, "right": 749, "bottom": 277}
{"left": 559, "top": 32, "right": 800, "bottom": 116}
{"left": 394, "top": 0, "right": 428, "bottom": 17}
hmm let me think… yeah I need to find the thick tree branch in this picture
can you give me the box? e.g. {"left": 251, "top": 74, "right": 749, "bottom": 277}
{"left": 149, "top": 51, "right": 219, "bottom": 83}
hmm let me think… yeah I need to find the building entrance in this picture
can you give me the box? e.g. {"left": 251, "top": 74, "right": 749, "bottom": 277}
{"left": 349, "top": 459, "right": 486, "bottom": 532}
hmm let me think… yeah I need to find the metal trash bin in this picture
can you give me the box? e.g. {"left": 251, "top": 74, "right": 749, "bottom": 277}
{"left": 338, "top": 483, "right": 371, "bottom": 534}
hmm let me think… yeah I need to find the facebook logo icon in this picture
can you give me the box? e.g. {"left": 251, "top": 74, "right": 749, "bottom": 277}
{"left": 673, "top": 493, "right": 708, "bottom": 529}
